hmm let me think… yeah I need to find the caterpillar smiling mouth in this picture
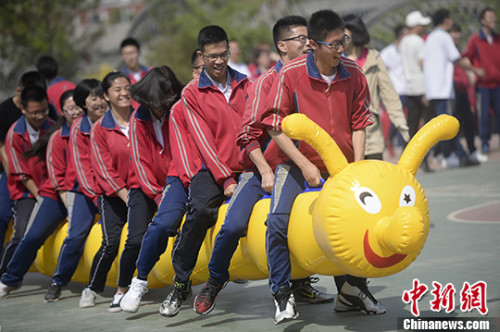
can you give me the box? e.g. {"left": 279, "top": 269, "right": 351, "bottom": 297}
{"left": 363, "top": 230, "right": 406, "bottom": 268}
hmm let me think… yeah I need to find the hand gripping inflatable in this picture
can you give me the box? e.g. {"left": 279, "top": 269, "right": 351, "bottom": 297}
{"left": 16, "top": 114, "right": 458, "bottom": 286}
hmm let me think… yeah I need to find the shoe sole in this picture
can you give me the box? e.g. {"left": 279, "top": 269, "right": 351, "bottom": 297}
{"left": 339, "top": 292, "right": 386, "bottom": 315}
{"left": 108, "top": 307, "right": 122, "bottom": 313}
{"left": 159, "top": 307, "right": 180, "bottom": 317}
{"left": 120, "top": 304, "right": 139, "bottom": 313}
{"left": 275, "top": 312, "right": 299, "bottom": 325}
{"left": 44, "top": 297, "right": 60, "bottom": 303}
{"left": 79, "top": 303, "right": 96, "bottom": 308}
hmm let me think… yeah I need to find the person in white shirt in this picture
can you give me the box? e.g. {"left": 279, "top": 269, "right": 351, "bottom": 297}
{"left": 424, "top": 8, "right": 485, "bottom": 168}
{"left": 399, "top": 11, "right": 435, "bottom": 171}
{"left": 381, "top": 24, "right": 410, "bottom": 148}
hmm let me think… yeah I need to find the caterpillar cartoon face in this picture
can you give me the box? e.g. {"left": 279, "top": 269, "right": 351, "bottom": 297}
{"left": 313, "top": 160, "right": 429, "bottom": 277}
{"left": 282, "top": 113, "right": 459, "bottom": 278}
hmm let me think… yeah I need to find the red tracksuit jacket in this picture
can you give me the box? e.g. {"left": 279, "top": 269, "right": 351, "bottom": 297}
{"left": 261, "top": 53, "right": 372, "bottom": 171}
{"left": 90, "top": 109, "right": 138, "bottom": 197}
{"left": 46, "top": 122, "right": 70, "bottom": 194}
{"left": 5, "top": 116, "right": 53, "bottom": 200}
{"left": 168, "top": 100, "right": 203, "bottom": 188}
{"left": 181, "top": 67, "right": 250, "bottom": 189}
{"left": 66, "top": 114, "right": 101, "bottom": 199}
{"left": 130, "top": 106, "right": 172, "bottom": 204}
{"left": 237, "top": 61, "right": 284, "bottom": 172}
{"left": 463, "top": 29, "right": 500, "bottom": 89}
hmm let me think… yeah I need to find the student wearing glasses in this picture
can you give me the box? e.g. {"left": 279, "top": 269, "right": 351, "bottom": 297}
{"left": 159, "top": 25, "right": 250, "bottom": 318}
{"left": 260, "top": 10, "right": 385, "bottom": 324}
{"left": 0, "top": 86, "right": 54, "bottom": 282}
{"left": 193, "top": 15, "right": 334, "bottom": 316}
{"left": 0, "top": 86, "right": 71, "bottom": 297}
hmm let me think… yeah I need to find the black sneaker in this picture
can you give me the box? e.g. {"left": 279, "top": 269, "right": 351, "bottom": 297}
{"left": 44, "top": 283, "right": 63, "bottom": 303}
{"left": 291, "top": 277, "right": 334, "bottom": 304}
{"left": 159, "top": 281, "right": 192, "bottom": 317}
{"left": 273, "top": 285, "right": 298, "bottom": 324}
{"left": 459, "top": 157, "right": 480, "bottom": 167}
{"left": 194, "top": 278, "right": 227, "bottom": 315}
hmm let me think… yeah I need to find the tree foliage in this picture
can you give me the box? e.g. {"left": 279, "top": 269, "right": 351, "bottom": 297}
{"left": 0, "top": 0, "right": 101, "bottom": 97}
{"left": 138, "top": 0, "right": 301, "bottom": 83}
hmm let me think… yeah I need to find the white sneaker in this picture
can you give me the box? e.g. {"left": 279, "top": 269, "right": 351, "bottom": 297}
{"left": 334, "top": 293, "right": 360, "bottom": 312}
{"left": 338, "top": 282, "right": 386, "bottom": 315}
{"left": 273, "top": 286, "right": 299, "bottom": 325}
{"left": 120, "top": 277, "right": 148, "bottom": 313}
{"left": 108, "top": 293, "right": 124, "bottom": 313}
{"left": 79, "top": 287, "right": 97, "bottom": 308}
{"left": 470, "top": 150, "right": 488, "bottom": 163}
{"left": 441, "top": 154, "right": 460, "bottom": 169}
{"left": 0, "top": 281, "right": 22, "bottom": 298}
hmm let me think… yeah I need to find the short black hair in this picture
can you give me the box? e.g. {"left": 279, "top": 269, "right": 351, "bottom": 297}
{"left": 59, "top": 89, "right": 74, "bottom": 111}
{"left": 131, "top": 66, "right": 184, "bottom": 112}
{"left": 191, "top": 49, "right": 200, "bottom": 68}
{"left": 18, "top": 71, "right": 47, "bottom": 90}
{"left": 394, "top": 24, "right": 408, "bottom": 39}
{"left": 197, "top": 25, "right": 228, "bottom": 52}
{"left": 450, "top": 23, "right": 462, "bottom": 33}
{"left": 272, "top": 15, "right": 308, "bottom": 54}
{"left": 308, "top": 10, "right": 344, "bottom": 42}
{"left": 21, "top": 85, "right": 48, "bottom": 109}
{"left": 73, "top": 79, "right": 103, "bottom": 112}
{"left": 120, "top": 37, "right": 140, "bottom": 50}
{"left": 36, "top": 55, "right": 59, "bottom": 80}
{"left": 343, "top": 14, "right": 370, "bottom": 47}
{"left": 101, "top": 71, "right": 130, "bottom": 95}
{"left": 432, "top": 8, "right": 450, "bottom": 27}
{"left": 479, "top": 7, "right": 495, "bottom": 21}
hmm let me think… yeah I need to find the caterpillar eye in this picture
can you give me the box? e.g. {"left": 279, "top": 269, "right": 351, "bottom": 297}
{"left": 399, "top": 185, "right": 416, "bottom": 207}
{"left": 354, "top": 187, "right": 381, "bottom": 214}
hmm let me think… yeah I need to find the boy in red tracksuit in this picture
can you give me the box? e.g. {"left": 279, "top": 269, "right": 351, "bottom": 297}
{"left": 462, "top": 7, "right": 500, "bottom": 154}
{"left": 120, "top": 67, "right": 202, "bottom": 314}
{"left": 0, "top": 85, "right": 54, "bottom": 289}
{"left": 260, "top": 10, "right": 384, "bottom": 324}
{"left": 0, "top": 90, "right": 83, "bottom": 299}
{"left": 194, "top": 16, "right": 334, "bottom": 316}
{"left": 159, "top": 25, "right": 250, "bottom": 318}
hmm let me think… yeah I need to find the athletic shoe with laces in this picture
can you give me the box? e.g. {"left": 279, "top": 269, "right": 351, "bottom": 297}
{"left": 194, "top": 277, "right": 227, "bottom": 315}
{"left": 159, "top": 281, "right": 192, "bottom": 317}
{"left": 338, "top": 282, "right": 386, "bottom": 315}
{"left": 334, "top": 293, "right": 361, "bottom": 312}
{"left": 79, "top": 287, "right": 97, "bottom": 308}
{"left": 291, "top": 276, "right": 334, "bottom": 304}
{"left": 44, "top": 283, "right": 63, "bottom": 303}
{"left": 108, "top": 293, "right": 124, "bottom": 312}
{"left": 273, "top": 285, "right": 299, "bottom": 324}
{"left": 120, "top": 277, "right": 148, "bottom": 313}
{"left": 0, "top": 281, "right": 22, "bottom": 298}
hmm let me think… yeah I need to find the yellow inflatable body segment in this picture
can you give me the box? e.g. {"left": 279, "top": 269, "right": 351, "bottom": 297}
{"left": 5, "top": 114, "right": 458, "bottom": 288}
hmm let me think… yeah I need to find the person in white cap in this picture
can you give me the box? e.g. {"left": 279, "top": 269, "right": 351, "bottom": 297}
{"left": 399, "top": 10, "right": 434, "bottom": 172}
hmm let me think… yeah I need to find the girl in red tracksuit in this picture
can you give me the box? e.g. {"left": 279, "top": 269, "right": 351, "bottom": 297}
{"left": 120, "top": 67, "right": 195, "bottom": 313}
{"left": 0, "top": 89, "right": 81, "bottom": 296}
{"left": 44, "top": 79, "right": 108, "bottom": 302}
{"left": 81, "top": 71, "right": 156, "bottom": 313}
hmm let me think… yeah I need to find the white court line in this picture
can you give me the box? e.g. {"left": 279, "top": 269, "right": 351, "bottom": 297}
{"left": 448, "top": 200, "right": 500, "bottom": 224}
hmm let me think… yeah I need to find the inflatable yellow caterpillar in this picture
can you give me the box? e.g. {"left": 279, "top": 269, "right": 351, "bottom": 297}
{"left": 24, "top": 114, "right": 459, "bottom": 288}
